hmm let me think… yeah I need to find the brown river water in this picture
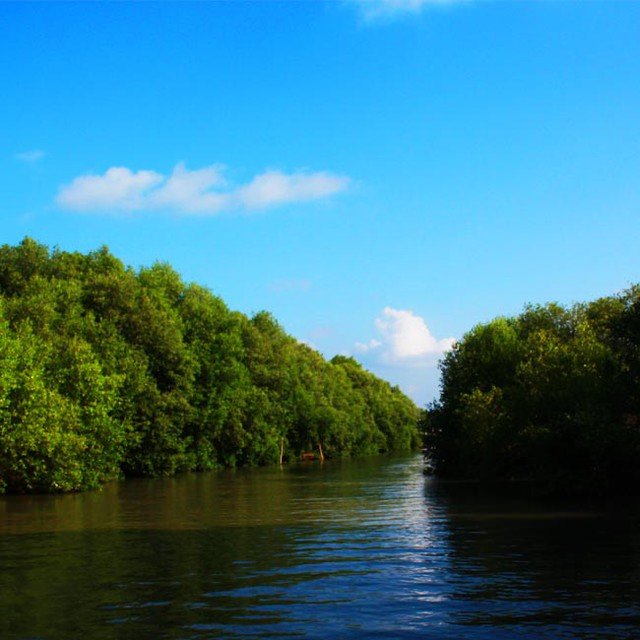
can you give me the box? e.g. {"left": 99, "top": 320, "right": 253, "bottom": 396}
{"left": 1, "top": 454, "right": 639, "bottom": 639}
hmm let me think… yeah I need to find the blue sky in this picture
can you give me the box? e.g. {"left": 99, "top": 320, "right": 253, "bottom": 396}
{"left": 2, "top": 0, "right": 640, "bottom": 405}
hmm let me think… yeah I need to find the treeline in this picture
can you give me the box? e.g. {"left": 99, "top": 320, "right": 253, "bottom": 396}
{"left": 425, "top": 287, "right": 640, "bottom": 495}
{"left": 0, "top": 239, "right": 419, "bottom": 494}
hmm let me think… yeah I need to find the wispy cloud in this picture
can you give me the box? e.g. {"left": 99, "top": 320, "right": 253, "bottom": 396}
{"left": 268, "top": 278, "right": 313, "bottom": 293}
{"left": 353, "top": 0, "right": 467, "bottom": 21}
{"left": 16, "top": 149, "right": 45, "bottom": 164}
{"left": 355, "top": 338, "right": 382, "bottom": 353}
{"left": 238, "top": 171, "right": 348, "bottom": 210}
{"left": 355, "top": 307, "right": 455, "bottom": 366}
{"left": 308, "top": 326, "right": 333, "bottom": 341}
{"left": 56, "top": 163, "right": 350, "bottom": 215}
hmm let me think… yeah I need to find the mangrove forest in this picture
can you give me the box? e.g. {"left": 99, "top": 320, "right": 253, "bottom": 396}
{"left": 425, "top": 286, "right": 640, "bottom": 494}
{"left": 0, "top": 239, "right": 420, "bottom": 494}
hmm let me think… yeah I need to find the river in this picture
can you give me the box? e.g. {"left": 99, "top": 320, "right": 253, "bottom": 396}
{"left": 1, "top": 454, "right": 639, "bottom": 639}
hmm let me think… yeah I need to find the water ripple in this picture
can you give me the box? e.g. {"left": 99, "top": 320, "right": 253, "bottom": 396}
{"left": 2, "top": 455, "right": 640, "bottom": 639}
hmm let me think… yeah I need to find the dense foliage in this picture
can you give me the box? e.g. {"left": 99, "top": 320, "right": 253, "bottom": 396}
{"left": 425, "top": 288, "right": 640, "bottom": 494}
{"left": 0, "top": 239, "right": 419, "bottom": 493}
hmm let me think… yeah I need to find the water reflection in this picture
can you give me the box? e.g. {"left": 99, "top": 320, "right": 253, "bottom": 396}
{"left": 433, "top": 482, "right": 640, "bottom": 637}
{"left": 1, "top": 456, "right": 639, "bottom": 639}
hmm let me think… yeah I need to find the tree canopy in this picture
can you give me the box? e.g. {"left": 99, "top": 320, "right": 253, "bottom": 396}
{"left": 0, "top": 239, "right": 419, "bottom": 494}
{"left": 425, "top": 288, "right": 640, "bottom": 495}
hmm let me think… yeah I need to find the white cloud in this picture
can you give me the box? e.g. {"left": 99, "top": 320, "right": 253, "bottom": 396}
{"left": 355, "top": 307, "right": 455, "bottom": 366}
{"left": 147, "top": 163, "right": 228, "bottom": 213}
{"left": 56, "top": 163, "right": 350, "bottom": 215}
{"left": 237, "top": 171, "right": 349, "bottom": 210}
{"left": 16, "top": 149, "right": 45, "bottom": 163}
{"left": 354, "top": 0, "right": 466, "bottom": 21}
{"left": 57, "top": 167, "right": 163, "bottom": 211}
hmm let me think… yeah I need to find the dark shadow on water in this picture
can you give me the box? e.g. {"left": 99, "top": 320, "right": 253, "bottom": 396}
{"left": 0, "top": 527, "right": 310, "bottom": 640}
{"left": 427, "top": 479, "right": 640, "bottom": 637}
